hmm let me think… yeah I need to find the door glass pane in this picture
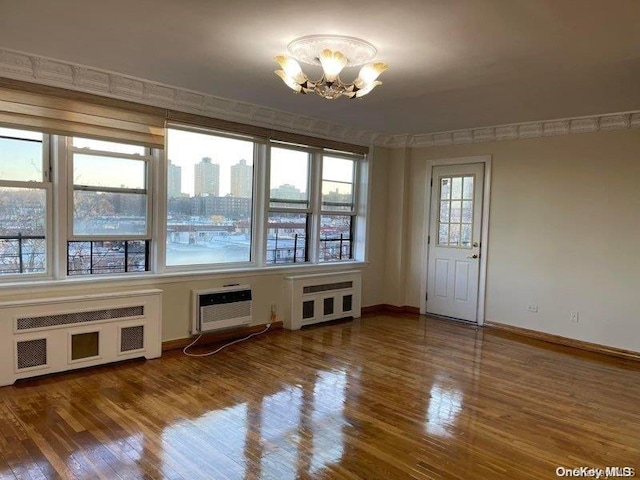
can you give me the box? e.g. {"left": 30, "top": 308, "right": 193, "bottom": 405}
{"left": 461, "top": 224, "right": 472, "bottom": 247}
{"left": 440, "top": 178, "right": 451, "bottom": 199}
{"left": 439, "top": 201, "right": 450, "bottom": 223}
{"left": 450, "top": 201, "right": 461, "bottom": 223}
{"left": 449, "top": 224, "right": 461, "bottom": 244}
{"left": 438, "top": 224, "right": 449, "bottom": 245}
{"left": 461, "top": 201, "right": 473, "bottom": 223}
{"left": 451, "top": 177, "right": 463, "bottom": 199}
{"left": 463, "top": 176, "right": 474, "bottom": 199}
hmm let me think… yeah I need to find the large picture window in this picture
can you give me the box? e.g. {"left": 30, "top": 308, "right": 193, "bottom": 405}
{"left": 68, "top": 137, "right": 151, "bottom": 275}
{"left": 0, "top": 128, "right": 49, "bottom": 276}
{"left": 165, "top": 128, "right": 255, "bottom": 267}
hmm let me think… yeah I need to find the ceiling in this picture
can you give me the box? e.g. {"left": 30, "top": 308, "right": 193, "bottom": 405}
{"left": 0, "top": 0, "right": 639, "bottom": 135}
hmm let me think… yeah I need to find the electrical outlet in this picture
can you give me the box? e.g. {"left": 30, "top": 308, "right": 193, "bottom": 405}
{"left": 570, "top": 311, "right": 579, "bottom": 323}
{"left": 270, "top": 304, "right": 277, "bottom": 314}
{"left": 526, "top": 304, "right": 538, "bottom": 313}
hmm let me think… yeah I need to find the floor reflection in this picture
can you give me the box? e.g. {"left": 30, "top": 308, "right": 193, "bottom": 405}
{"left": 425, "top": 380, "right": 463, "bottom": 438}
{"left": 162, "top": 403, "right": 248, "bottom": 478}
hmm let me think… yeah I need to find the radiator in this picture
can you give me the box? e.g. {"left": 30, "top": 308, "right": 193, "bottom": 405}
{"left": 285, "top": 271, "right": 361, "bottom": 330}
{"left": 191, "top": 285, "right": 252, "bottom": 334}
{"left": 0, "top": 289, "right": 162, "bottom": 387}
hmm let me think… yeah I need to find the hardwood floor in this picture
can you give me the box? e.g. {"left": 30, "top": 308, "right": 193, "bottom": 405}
{"left": 1, "top": 314, "right": 638, "bottom": 479}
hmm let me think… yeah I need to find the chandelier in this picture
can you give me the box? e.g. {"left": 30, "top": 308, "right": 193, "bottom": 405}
{"left": 274, "top": 35, "right": 388, "bottom": 100}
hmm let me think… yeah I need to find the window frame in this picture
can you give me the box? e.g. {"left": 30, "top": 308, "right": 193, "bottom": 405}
{"left": 0, "top": 128, "right": 52, "bottom": 280}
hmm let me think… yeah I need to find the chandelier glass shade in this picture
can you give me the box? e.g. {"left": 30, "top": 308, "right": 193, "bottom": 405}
{"left": 274, "top": 35, "right": 388, "bottom": 100}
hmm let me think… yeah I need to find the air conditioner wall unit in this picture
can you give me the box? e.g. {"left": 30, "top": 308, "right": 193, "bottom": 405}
{"left": 192, "top": 285, "right": 252, "bottom": 334}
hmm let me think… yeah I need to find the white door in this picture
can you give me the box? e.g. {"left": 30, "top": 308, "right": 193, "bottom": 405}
{"left": 427, "top": 163, "right": 484, "bottom": 322}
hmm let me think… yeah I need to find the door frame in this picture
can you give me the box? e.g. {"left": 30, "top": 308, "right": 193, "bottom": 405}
{"left": 420, "top": 155, "right": 492, "bottom": 325}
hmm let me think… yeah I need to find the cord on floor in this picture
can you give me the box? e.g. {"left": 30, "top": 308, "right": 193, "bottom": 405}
{"left": 183, "top": 323, "right": 272, "bottom": 357}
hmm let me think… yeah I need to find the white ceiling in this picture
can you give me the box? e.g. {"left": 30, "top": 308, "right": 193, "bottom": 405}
{"left": 0, "top": 0, "right": 639, "bottom": 135}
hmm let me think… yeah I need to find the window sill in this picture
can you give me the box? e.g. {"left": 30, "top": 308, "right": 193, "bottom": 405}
{"left": 0, "top": 261, "right": 370, "bottom": 295}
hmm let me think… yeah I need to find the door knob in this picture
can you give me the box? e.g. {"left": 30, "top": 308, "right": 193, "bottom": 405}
{"left": 467, "top": 254, "right": 479, "bottom": 259}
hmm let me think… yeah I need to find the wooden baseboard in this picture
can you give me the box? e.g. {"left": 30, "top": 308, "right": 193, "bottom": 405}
{"left": 486, "top": 322, "right": 640, "bottom": 362}
{"left": 362, "top": 304, "right": 420, "bottom": 315}
{"left": 162, "top": 321, "right": 283, "bottom": 352}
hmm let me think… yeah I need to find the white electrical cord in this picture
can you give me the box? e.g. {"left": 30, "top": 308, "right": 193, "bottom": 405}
{"left": 183, "top": 323, "right": 272, "bottom": 357}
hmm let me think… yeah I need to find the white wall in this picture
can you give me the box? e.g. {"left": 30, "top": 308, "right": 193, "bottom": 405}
{"left": 397, "top": 129, "right": 640, "bottom": 352}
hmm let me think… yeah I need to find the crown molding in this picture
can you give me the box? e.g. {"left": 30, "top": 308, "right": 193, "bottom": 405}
{"left": 381, "top": 112, "right": 640, "bottom": 148}
{"left": 0, "top": 47, "right": 387, "bottom": 148}
{"left": 0, "top": 48, "right": 638, "bottom": 151}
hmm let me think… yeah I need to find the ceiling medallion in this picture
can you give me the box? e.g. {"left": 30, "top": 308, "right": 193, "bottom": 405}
{"left": 274, "top": 34, "right": 388, "bottom": 100}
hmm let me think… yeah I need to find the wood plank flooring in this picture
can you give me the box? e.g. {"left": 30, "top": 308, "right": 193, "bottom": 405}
{"left": 1, "top": 314, "right": 638, "bottom": 479}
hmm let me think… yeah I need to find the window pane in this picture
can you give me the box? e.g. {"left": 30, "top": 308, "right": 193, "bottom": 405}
{"left": 322, "top": 157, "right": 354, "bottom": 211}
{"left": 451, "top": 177, "right": 463, "bottom": 199}
{"left": 320, "top": 215, "right": 353, "bottom": 262}
{"left": 73, "top": 137, "right": 146, "bottom": 155}
{"left": 68, "top": 240, "right": 148, "bottom": 275}
{"left": 266, "top": 212, "right": 308, "bottom": 264}
{"left": 321, "top": 180, "right": 353, "bottom": 211}
{"left": 0, "top": 187, "right": 46, "bottom": 236}
{"left": 165, "top": 128, "right": 254, "bottom": 266}
{"left": 0, "top": 238, "right": 46, "bottom": 275}
{"left": 270, "top": 147, "right": 309, "bottom": 208}
{"left": 74, "top": 154, "right": 146, "bottom": 189}
{"left": 73, "top": 191, "right": 146, "bottom": 236}
{"left": 0, "top": 129, "right": 43, "bottom": 182}
{"left": 323, "top": 157, "right": 353, "bottom": 182}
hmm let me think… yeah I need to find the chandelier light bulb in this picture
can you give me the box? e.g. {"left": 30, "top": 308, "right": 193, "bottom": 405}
{"left": 318, "top": 49, "right": 348, "bottom": 82}
{"left": 274, "top": 56, "right": 307, "bottom": 84}
{"left": 354, "top": 63, "right": 388, "bottom": 89}
{"left": 274, "top": 35, "right": 388, "bottom": 100}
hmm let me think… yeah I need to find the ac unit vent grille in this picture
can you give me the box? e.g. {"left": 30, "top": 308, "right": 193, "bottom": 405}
{"left": 121, "top": 326, "right": 144, "bottom": 352}
{"left": 201, "top": 301, "right": 251, "bottom": 326}
{"left": 17, "top": 339, "right": 47, "bottom": 369}
{"left": 303, "top": 281, "right": 353, "bottom": 294}
{"left": 17, "top": 306, "right": 144, "bottom": 330}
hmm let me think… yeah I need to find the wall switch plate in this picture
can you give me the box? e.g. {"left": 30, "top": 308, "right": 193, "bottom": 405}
{"left": 570, "top": 311, "right": 579, "bottom": 323}
{"left": 527, "top": 305, "right": 538, "bottom": 313}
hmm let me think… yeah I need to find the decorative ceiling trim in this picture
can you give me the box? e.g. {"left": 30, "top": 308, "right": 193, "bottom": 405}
{"left": 0, "top": 47, "right": 384, "bottom": 147}
{"left": 0, "top": 48, "right": 638, "bottom": 150}
{"left": 380, "top": 112, "right": 640, "bottom": 148}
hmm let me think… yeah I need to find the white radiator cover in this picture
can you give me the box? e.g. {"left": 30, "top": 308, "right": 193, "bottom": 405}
{"left": 0, "top": 289, "right": 162, "bottom": 387}
{"left": 285, "top": 270, "right": 361, "bottom": 330}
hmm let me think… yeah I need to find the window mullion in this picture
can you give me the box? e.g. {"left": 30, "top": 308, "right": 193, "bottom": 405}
{"left": 309, "top": 151, "right": 322, "bottom": 263}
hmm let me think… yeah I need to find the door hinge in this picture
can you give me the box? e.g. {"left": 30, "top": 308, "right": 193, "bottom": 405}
{"left": 430, "top": 178, "right": 433, "bottom": 187}
{"left": 427, "top": 235, "right": 430, "bottom": 245}
{"left": 425, "top": 292, "right": 428, "bottom": 301}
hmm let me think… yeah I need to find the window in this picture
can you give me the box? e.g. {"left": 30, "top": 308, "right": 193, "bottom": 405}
{"left": 165, "top": 128, "right": 255, "bottom": 267}
{"left": 0, "top": 121, "right": 366, "bottom": 284}
{"left": 266, "top": 145, "right": 361, "bottom": 265}
{"left": 320, "top": 155, "right": 356, "bottom": 261}
{"left": 267, "top": 146, "right": 311, "bottom": 264}
{"left": 68, "top": 138, "right": 151, "bottom": 275}
{"left": 0, "top": 127, "right": 49, "bottom": 276}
